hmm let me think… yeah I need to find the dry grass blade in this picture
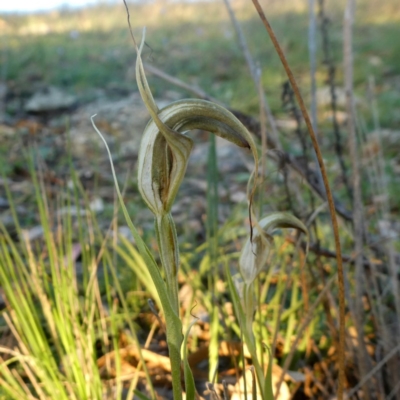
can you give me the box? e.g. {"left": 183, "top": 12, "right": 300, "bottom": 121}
{"left": 343, "top": 1, "right": 373, "bottom": 397}
{"left": 144, "top": 63, "right": 218, "bottom": 103}
{"left": 250, "top": 1, "right": 346, "bottom": 399}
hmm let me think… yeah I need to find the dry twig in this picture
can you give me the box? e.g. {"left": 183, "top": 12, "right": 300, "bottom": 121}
{"left": 344, "top": 2, "right": 374, "bottom": 396}
{"left": 318, "top": 0, "right": 352, "bottom": 200}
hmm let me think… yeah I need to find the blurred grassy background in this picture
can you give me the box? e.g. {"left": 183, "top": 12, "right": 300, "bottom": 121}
{"left": 1, "top": 0, "right": 400, "bottom": 125}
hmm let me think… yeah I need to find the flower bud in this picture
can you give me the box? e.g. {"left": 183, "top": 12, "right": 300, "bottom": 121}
{"left": 239, "top": 212, "right": 308, "bottom": 284}
{"left": 240, "top": 227, "right": 272, "bottom": 285}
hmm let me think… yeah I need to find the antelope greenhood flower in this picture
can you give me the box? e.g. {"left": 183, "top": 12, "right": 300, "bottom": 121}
{"left": 239, "top": 212, "right": 308, "bottom": 284}
{"left": 134, "top": 30, "right": 258, "bottom": 216}
{"left": 138, "top": 98, "right": 258, "bottom": 215}
{"left": 240, "top": 226, "right": 272, "bottom": 285}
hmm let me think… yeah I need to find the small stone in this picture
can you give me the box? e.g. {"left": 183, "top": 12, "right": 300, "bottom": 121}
{"left": 25, "top": 86, "right": 77, "bottom": 113}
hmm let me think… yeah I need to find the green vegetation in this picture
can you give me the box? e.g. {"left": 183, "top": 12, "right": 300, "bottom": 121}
{"left": 0, "top": 0, "right": 399, "bottom": 399}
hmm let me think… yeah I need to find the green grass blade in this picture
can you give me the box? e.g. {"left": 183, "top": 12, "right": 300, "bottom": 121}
{"left": 182, "top": 318, "right": 198, "bottom": 400}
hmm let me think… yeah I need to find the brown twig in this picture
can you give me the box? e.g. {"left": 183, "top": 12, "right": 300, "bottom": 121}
{"left": 144, "top": 63, "right": 218, "bottom": 103}
{"left": 318, "top": 0, "right": 352, "bottom": 201}
{"left": 250, "top": 1, "right": 346, "bottom": 399}
{"left": 281, "top": 81, "right": 318, "bottom": 219}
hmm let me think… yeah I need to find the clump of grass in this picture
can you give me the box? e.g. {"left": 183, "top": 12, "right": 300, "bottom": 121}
{"left": 0, "top": 160, "right": 116, "bottom": 399}
{"left": 0, "top": 156, "right": 158, "bottom": 400}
